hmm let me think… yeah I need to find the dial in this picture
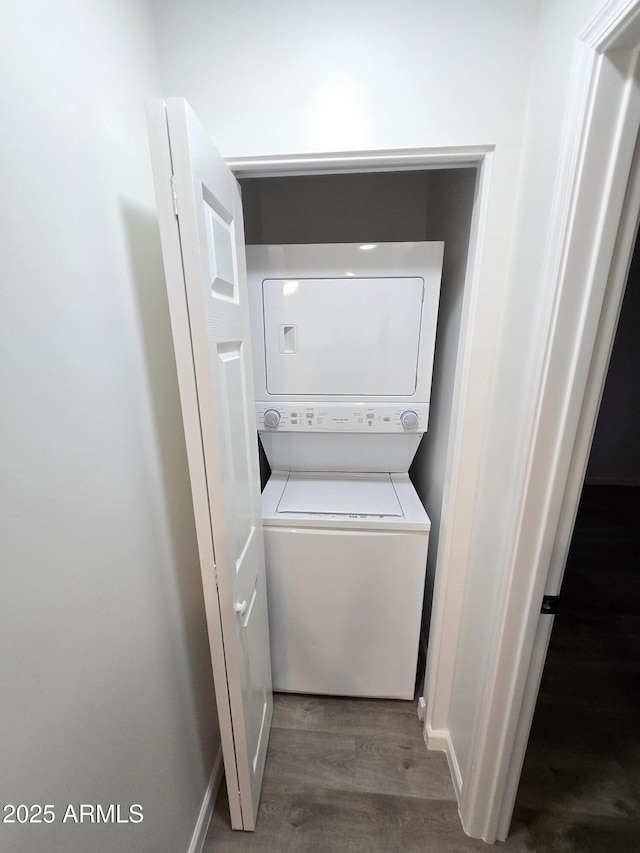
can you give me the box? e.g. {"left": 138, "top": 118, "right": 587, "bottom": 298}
{"left": 400, "top": 410, "right": 419, "bottom": 430}
{"left": 263, "top": 409, "right": 281, "bottom": 428}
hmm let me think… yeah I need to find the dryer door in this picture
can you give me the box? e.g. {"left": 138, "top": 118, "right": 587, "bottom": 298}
{"left": 262, "top": 276, "right": 424, "bottom": 396}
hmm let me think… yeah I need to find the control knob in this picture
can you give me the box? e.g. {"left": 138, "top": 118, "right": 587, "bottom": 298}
{"left": 400, "top": 410, "right": 419, "bottom": 430}
{"left": 263, "top": 409, "right": 281, "bottom": 428}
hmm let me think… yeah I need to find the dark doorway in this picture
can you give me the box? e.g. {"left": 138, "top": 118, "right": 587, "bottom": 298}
{"left": 513, "top": 236, "right": 640, "bottom": 851}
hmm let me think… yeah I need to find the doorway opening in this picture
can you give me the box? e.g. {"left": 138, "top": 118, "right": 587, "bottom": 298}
{"left": 512, "top": 235, "right": 640, "bottom": 850}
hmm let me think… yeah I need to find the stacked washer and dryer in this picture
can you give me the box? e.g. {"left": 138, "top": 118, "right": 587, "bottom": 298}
{"left": 247, "top": 242, "right": 443, "bottom": 700}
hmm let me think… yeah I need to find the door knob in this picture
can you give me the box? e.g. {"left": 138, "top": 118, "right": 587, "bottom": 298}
{"left": 235, "top": 600, "right": 248, "bottom": 616}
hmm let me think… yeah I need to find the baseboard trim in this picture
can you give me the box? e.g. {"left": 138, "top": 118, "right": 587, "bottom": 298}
{"left": 425, "top": 724, "right": 463, "bottom": 802}
{"left": 187, "top": 746, "right": 224, "bottom": 853}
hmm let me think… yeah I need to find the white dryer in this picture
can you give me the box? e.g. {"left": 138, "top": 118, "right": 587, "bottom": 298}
{"left": 247, "top": 242, "right": 443, "bottom": 700}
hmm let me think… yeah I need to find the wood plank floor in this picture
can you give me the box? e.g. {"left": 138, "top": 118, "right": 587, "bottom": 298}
{"left": 206, "top": 693, "right": 535, "bottom": 852}
{"left": 513, "top": 486, "right": 640, "bottom": 852}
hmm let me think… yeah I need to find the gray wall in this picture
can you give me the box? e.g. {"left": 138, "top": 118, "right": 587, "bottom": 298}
{"left": 410, "top": 169, "right": 478, "bottom": 646}
{"left": 586, "top": 244, "right": 640, "bottom": 484}
{"left": 241, "top": 171, "right": 433, "bottom": 243}
{"left": 0, "top": 3, "right": 218, "bottom": 851}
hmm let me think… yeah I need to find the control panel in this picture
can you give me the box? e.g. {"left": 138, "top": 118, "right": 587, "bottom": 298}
{"left": 256, "top": 403, "right": 429, "bottom": 432}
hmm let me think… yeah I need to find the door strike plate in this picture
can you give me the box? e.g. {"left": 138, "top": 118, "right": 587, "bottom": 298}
{"left": 541, "top": 595, "right": 560, "bottom": 615}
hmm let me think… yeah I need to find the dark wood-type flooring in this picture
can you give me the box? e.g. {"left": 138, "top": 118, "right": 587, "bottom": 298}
{"left": 513, "top": 485, "right": 640, "bottom": 852}
{"left": 206, "top": 693, "right": 533, "bottom": 850}
{"left": 204, "top": 694, "right": 531, "bottom": 853}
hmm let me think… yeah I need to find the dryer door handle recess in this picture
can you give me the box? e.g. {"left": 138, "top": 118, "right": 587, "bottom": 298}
{"left": 279, "top": 324, "right": 297, "bottom": 353}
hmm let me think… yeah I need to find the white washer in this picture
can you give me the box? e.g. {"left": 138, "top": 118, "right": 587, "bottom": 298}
{"left": 247, "top": 242, "right": 443, "bottom": 701}
{"left": 262, "top": 472, "right": 430, "bottom": 699}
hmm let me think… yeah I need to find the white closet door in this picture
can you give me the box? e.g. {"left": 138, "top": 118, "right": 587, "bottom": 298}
{"left": 146, "top": 98, "right": 272, "bottom": 831}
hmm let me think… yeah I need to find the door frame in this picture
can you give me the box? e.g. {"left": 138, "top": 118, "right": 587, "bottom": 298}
{"left": 453, "top": 0, "right": 640, "bottom": 841}
{"left": 497, "top": 124, "right": 640, "bottom": 840}
{"left": 228, "top": 146, "right": 489, "bottom": 178}
{"left": 227, "top": 144, "right": 493, "bottom": 802}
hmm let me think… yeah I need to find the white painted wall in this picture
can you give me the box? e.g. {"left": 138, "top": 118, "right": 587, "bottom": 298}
{"left": 0, "top": 3, "right": 218, "bottom": 851}
{"left": 152, "top": 0, "right": 538, "bottom": 155}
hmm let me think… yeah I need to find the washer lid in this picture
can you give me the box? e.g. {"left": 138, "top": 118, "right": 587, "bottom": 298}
{"left": 276, "top": 473, "right": 403, "bottom": 517}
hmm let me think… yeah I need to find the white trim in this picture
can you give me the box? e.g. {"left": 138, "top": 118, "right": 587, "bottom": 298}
{"left": 424, "top": 724, "right": 463, "bottom": 801}
{"left": 580, "top": 0, "right": 640, "bottom": 52}
{"left": 424, "top": 725, "right": 448, "bottom": 753}
{"left": 226, "top": 145, "right": 491, "bottom": 178}
{"left": 187, "top": 748, "right": 224, "bottom": 853}
{"left": 457, "top": 1, "right": 640, "bottom": 842}
{"left": 496, "top": 614, "right": 555, "bottom": 840}
{"left": 424, "top": 155, "right": 494, "bottom": 741}
{"left": 547, "top": 130, "right": 640, "bottom": 595}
